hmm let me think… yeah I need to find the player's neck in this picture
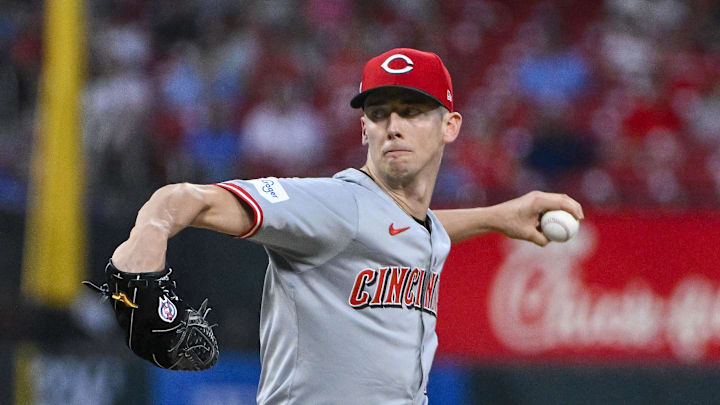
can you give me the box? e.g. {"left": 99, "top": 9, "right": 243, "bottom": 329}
{"left": 361, "top": 164, "right": 437, "bottom": 220}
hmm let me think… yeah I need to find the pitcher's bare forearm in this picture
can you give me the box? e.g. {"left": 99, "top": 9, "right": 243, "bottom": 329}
{"left": 436, "top": 191, "right": 583, "bottom": 245}
{"left": 112, "top": 183, "right": 252, "bottom": 272}
{"left": 435, "top": 207, "right": 499, "bottom": 244}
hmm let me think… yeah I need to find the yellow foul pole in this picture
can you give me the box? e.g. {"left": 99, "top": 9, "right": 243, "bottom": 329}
{"left": 22, "top": 0, "right": 87, "bottom": 307}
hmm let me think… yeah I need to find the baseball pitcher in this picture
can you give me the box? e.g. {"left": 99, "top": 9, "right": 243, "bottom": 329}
{"left": 88, "top": 48, "right": 583, "bottom": 404}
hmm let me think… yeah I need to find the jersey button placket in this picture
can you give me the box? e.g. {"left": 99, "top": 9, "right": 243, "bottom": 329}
{"left": 418, "top": 230, "right": 434, "bottom": 394}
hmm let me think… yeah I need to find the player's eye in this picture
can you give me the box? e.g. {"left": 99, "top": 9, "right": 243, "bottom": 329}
{"left": 402, "top": 107, "right": 422, "bottom": 117}
{"left": 368, "top": 108, "right": 389, "bottom": 120}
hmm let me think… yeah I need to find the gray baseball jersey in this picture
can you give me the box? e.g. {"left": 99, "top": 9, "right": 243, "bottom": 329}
{"left": 215, "top": 168, "right": 451, "bottom": 405}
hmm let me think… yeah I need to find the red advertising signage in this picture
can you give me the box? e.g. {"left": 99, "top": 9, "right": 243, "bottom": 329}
{"left": 437, "top": 210, "right": 720, "bottom": 363}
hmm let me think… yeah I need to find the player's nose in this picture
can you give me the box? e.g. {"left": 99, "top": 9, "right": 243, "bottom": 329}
{"left": 386, "top": 112, "right": 403, "bottom": 139}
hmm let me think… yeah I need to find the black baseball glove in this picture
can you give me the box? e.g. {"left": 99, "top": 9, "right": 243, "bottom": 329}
{"left": 83, "top": 260, "right": 219, "bottom": 370}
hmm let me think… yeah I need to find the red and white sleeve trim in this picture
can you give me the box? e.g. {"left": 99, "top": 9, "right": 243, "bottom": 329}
{"left": 214, "top": 182, "right": 263, "bottom": 238}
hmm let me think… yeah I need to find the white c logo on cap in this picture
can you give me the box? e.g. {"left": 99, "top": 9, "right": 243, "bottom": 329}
{"left": 381, "top": 54, "right": 414, "bottom": 74}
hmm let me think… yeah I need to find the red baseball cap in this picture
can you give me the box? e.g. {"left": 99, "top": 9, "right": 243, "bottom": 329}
{"left": 350, "top": 48, "right": 454, "bottom": 112}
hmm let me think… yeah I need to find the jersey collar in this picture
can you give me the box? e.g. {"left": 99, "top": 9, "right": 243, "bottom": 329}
{"left": 333, "top": 168, "right": 433, "bottom": 233}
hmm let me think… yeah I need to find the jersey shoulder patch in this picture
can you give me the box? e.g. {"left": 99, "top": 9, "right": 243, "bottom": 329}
{"left": 249, "top": 177, "right": 289, "bottom": 203}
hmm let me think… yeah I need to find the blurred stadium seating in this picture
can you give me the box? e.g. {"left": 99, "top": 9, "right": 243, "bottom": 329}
{"left": 3, "top": 0, "right": 720, "bottom": 218}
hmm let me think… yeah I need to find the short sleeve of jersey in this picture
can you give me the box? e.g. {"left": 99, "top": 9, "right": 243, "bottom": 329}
{"left": 215, "top": 177, "right": 358, "bottom": 271}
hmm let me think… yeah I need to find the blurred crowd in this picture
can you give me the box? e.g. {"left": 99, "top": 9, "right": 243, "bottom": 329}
{"left": 2, "top": 0, "right": 720, "bottom": 221}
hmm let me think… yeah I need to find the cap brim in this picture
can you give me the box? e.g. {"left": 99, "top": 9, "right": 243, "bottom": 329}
{"left": 350, "top": 85, "right": 444, "bottom": 109}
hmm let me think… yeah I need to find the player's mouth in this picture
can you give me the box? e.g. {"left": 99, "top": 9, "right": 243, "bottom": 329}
{"left": 383, "top": 147, "right": 412, "bottom": 157}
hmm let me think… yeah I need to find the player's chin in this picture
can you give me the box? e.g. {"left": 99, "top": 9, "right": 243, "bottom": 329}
{"left": 384, "top": 157, "right": 408, "bottom": 170}
{"left": 384, "top": 161, "right": 415, "bottom": 179}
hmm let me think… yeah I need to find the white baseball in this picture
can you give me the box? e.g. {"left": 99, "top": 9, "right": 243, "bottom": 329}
{"left": 540, "top": 210, "right": 579, "bottom": 242}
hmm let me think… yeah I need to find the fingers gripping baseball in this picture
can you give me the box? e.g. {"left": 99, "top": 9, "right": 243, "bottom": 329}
{"left": 496, "top": 191, "right": 584, "bottom": 246}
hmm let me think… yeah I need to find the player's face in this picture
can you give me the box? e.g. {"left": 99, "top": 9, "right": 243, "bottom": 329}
{"left": 361, "top": 88, "right": 461, "bottom": 184}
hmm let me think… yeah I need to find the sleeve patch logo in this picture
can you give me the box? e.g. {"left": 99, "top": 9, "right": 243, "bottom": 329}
{"left": 158, "top": 296, "right": 177, "bottom": 323}
{"left": 249, "top": 177, "right": 289, "bottom": 203}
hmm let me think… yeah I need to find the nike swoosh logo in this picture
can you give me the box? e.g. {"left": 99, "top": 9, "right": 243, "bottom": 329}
{"left": 389, "top": 223, "right": 410, "bottom": 236}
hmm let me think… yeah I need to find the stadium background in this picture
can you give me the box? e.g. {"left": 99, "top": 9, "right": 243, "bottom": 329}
{"left": 2, "top": 0, "right": 720, "bottom": 403}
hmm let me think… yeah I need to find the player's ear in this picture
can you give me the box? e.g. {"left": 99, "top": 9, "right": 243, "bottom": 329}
{"left": 442, "top": 111, "right": 462, "bottom": 144}
{"left": 360, "top": 117, "right": 368, "bottom": 145}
